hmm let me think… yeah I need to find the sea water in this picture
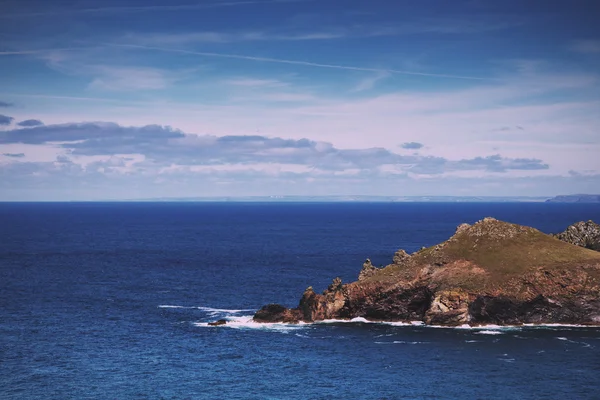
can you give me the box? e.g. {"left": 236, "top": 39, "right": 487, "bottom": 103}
{"left": 1, "top": 202, "right": 600, "bottom": 399}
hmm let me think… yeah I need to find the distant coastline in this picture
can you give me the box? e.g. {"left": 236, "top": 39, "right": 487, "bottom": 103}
{"left": 545, "top": 194, "right": 600, "bottom": 203}
{"left": 4, "top": 195, "right": 599, "bottom": 203}
{"left": 110, "top": 195, "right": 553, "bottom": 203}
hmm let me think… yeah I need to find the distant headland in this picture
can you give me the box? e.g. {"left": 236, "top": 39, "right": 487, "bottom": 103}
{"left": 545, "top": 194, "right": 600, "bottom": 203}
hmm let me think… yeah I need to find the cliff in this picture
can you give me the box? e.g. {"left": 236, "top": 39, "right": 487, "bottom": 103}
{"left": 253, "top": 218, "right": 600, "bottom": 326}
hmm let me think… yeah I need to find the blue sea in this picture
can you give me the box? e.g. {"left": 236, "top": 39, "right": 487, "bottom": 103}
{"left": 2, "top": 202, "right": 600, "bottom": 399}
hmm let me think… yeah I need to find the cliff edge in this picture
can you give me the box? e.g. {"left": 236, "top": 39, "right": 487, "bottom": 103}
{"left": 253, "top": 218, "right": 600, "bottom": 326}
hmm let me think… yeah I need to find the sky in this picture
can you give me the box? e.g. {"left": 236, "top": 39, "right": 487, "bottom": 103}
{"left": 0, "top": 0, "right": 599, "bottom": 200}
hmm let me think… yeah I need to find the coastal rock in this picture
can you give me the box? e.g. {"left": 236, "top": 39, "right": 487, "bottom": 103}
{"left": 425, "top": 290, "right": 470, "bottom": 325}
{"left": 554, "top": 220, "right": 600, "bottom": 251}
{"left": 455, "top": 223, "right": 471, "bottom": 235}
{"left": 299, "top": 282, "right": 346, "bottom": 321}
{"left": 358, "top": 259, "right": 378, "bottom": 281}
{"left": 253, "top": 218, "right": 600, "bottom": 326}
{"left": 208, "top": 319, "right": 228, "bottom": 326}
{"left": 253, "top": 303, "right": 302, "bottom": 323}
{"left": 393, "top": 249, "right": 411, "bottom": 266}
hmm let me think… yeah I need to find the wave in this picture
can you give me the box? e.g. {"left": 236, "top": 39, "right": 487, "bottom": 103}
{"left": 556, "top": 337, "right": 594, "bottom": 348}
{"left": 196, "top": 306, "right": 254, "bottom": 314}
{"left": 198, "top": 316, "right": 600, "bottom": 331}
{"left": 158, "top": 305, "right": 253, "bottom": 314}
{"left": 167, "top": 304, "right": 600, "bottom": 333}
{"left": 193, "top": 315, "right": 307, "bottom": 333}
{"left": 523, "top": 323, "right": 592, "bottom": 329}
{"left": 374, "top": 341, "right": 427, "bottom": 345}
{"left": 475, "top": 330, "right": 503, "bottom": 335}
{"left": 314, "top": 317, "right": 425, "bottom": 326}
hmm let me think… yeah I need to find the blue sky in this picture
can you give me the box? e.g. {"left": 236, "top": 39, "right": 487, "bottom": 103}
{"left": 0, "top": 0, "right": 599, "bottom": 200}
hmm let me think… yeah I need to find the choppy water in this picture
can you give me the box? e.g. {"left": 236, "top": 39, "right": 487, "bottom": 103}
{"left": 1, "top": 202, "right": 600, "bottom": 399}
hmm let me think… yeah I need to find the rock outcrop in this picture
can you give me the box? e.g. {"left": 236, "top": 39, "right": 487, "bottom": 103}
{"left": 358, "top": 259, "right": 378, "bottom": 281}
{"left": 554, "top": 220, "right": 600, "bottom": 251}
{"left": 252, "top": 217, "right": 600, "bottom": 326}
{"left": 208, "top": 319, "right": 228, "bottom": 326}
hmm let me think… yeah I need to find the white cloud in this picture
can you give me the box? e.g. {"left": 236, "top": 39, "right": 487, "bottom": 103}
{"left": 33, "top": 49, "right": 195, "bottom": 92}
{"left": 87, "top": 66, "right": 177, "bottom": 91}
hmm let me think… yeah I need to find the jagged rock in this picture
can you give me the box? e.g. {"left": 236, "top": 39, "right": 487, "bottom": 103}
{"left": 254, "top": 303, "right": 302, "bottom": 323}
{"left": 425, "top": 290, "right": 470, "bottom": 325}
{"left": 358, "top": 259, "right": 378, "bottom": 281}
{"left": 208, "top": 319, "right": 227, "bottom": 326}
{"left": 393, "top": 249, "right": 410, "bottom": 266}
{"left": 455, "top": 223, "right": 471, "bottom": 235}
{"left": 328, "top": 277, "right": 343, "bottom": 292}
{"left": 254, "top": 218, "right": 600, "bottom": 326}
{"left": 554, "top": 220, "right": 600, "bottom": 251}
{"left": 298, "top": 285, "right": 346, "bottom": 321}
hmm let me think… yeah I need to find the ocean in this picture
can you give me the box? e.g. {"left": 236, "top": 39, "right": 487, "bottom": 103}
{"left": 1, "top": 202, "right": 600, "bottom": 399}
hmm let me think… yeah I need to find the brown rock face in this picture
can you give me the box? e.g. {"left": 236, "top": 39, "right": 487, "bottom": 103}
{"left": 252, "top": 218, "right": 600, "bottom": 326}
{"left": 254, "top": 304, "right": 302, "bottom": 323}
{"left": 425, "top": 290, "right": 470, "bottom": 325}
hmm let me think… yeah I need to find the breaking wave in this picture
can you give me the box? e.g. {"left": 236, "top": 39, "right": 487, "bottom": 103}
{"left": 475, "top": 330, "right": 503, "bottom": 335}
{"left": 159, "top": 305, "right": 600, "bottom": 334}
{"left": 193, "top": 315, "right": 307, "bottom": 333}
{"left": 158, "top": 305, "right": 253, "bottom": 314}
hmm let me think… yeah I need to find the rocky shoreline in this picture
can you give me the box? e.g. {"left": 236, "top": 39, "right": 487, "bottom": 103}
{"left": 215, "top": 219, "right": 600, "bottom": 327}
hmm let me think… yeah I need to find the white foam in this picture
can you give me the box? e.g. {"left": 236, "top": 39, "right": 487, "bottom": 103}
{"left": 382, "top": 321, "right": 423, "bottom": 326}
{"left": 173, "top": 304, "right": 600, "bottom": 332}
{"left": 194, "top": 315, "right": 307, "bottom": 332}
{"left": 314, "top": 318, "right": 369, "bottom": 324}
{"left": 555, "top": 337, "right": 594, "bottom": 347}
{"left": 375, "top": 340, "right": 427, "bottom": 345}
{"left": 196, "top": 306, "right": 254, "bottom": 314}
{"left": 158, "top": 305, "right": 254, "bottom": 314}
{"left": 475, "top": 330, "right": 503, "bottom": 335}
{"left": 523, "top": 323, "right": 591, "bottom": 329}
{"left": 423, "top": 323, "right": 514, "bottom": 331}
{"left": 389, "top": 321, "right": 425, "bottom": 327}
{"left": 393, "top": 340, "right": 427, "bottom": 344}
{"left": 312, "top": 317, "right": 373, "bottom": 324}
{"left": 314, "top": 318, "right": 424, "bottom": 327}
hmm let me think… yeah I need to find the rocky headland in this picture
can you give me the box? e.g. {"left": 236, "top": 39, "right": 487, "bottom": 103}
{"left": 251, "top": 218, "right": 600, "bottom": 327}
